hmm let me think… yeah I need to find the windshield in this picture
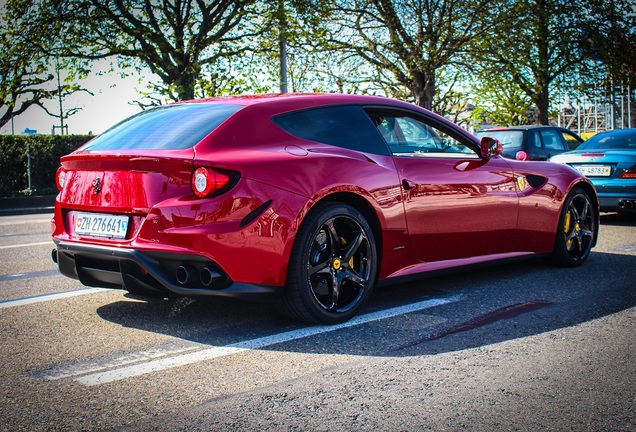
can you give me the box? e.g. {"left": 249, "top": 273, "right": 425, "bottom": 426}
{"left": 475, "top": 130, "right": 524, "bottom": 150}
{"left": 81, "top": 103, "right": 242, "bottom": 151}
{"left": 579, "top": 130, "right": 636, "bottom": 150}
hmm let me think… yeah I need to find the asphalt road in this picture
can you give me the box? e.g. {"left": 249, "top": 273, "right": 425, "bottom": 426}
{"left": 1, "top": 212, "right": 635, "bottom": 431}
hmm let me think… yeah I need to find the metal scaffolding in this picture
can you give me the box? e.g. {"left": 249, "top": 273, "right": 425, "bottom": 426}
{"left": 558, "top": 84, "right": 633, "bottom": 134}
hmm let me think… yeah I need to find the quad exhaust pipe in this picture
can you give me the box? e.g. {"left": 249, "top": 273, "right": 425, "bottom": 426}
{"left": 618, "top": 199, "right": 635, "bottom": 209}
{"left": 176, "top": 265, "right": 222, "bottom": 287}
{"left": 176, "top": 265, "right": 196, "bottom": 285}
{"left": 200, "top": 267, "right": 222, "bottom": 287}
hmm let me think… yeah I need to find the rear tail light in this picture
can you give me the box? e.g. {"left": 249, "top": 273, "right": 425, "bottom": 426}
{"left": 581, "top": 153, "right": 605, "bottom": 157}
{"left": 619, "top": 165, "right": 636, "bottom": 179}
{"left": 191, "top": 167, "right": 232, "bottom": 198}
{"left": 56, "top": 167, "right": 66, "bottom": 191}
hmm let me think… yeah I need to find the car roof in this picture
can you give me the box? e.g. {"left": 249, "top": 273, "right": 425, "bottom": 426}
{"left": 484, "top": 125, "right": 567, "bottom": 131}
{"left": 168, "top": 93, "right": 472, "bottom": 142}
{"left": 172, "top": 92, "right": 411, "bottom": 109}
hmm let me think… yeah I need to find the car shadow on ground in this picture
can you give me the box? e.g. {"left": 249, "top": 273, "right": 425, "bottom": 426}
{"left": 600, "top": 212, "right": 636, "bottom": 226}
{"left": 96, "top": 245, "right": 636, "bottom": 358}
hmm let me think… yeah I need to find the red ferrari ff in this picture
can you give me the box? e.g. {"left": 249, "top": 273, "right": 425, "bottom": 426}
{"left": 51, "top": 93, "right": 599, "bottom": 324}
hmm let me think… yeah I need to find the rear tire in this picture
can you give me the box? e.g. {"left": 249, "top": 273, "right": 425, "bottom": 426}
{"left": 279, "top": 202, "right": 378, "bottom": 324}
{"left": 548, "top": 187, "right": 596, "bottom": 267}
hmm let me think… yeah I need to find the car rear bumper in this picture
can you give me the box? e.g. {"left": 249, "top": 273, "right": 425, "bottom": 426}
{"left": 590, "top": 180, "right": 636, "bottom": 212}
{"left": 598, "top": 196, "right": 636, "bottom": 212}
{"left": 52, "top": 241, "right": 282, "bottom": 302}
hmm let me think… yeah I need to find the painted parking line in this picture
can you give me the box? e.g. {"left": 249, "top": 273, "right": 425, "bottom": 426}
{"left": 0, "top": 288, "right": 113, "bottom": 309}
{"left": 0, "top": 218, "right": 51, "bottom": 226}
{"left": 0, "top": 231, "right": 50, "bottom": 239}
{"left": 612, "top": 243, "right": 636, "bottom": 254}
{"left": 41, "top": 344, "right": 204, "bottom": 381}
{"left": 0, "top": 241, "right": 51, "bottom": 249}
{"left": 71, "top": 295, "right": 461, "bottom": 386}
{"left": 0, "top": 269, "right": 60, "bottom": 282}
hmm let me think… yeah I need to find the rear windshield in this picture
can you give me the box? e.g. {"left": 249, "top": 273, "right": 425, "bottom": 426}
{"left": 81, "top": 103, "right": 242, "bottom": 151}
{"left": 475, "top": 130, "right": 524, "bottom": 150}
{"left": 579, "top": 131, "right": 636, "bottom": 150}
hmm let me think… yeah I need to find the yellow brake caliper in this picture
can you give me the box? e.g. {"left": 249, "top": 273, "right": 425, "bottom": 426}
{"left": 340, "top": 237, "right": 355, "bottom": 269}
{"left": 564, "top": 211, "right": 572, "bottom": 248}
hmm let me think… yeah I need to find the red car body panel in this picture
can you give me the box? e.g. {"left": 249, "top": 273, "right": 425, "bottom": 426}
{"left": 51, "top": 93, "right": 598, "bottom": 306}
{"left": 393, "top": 156, "right": 519, "bottom": 262}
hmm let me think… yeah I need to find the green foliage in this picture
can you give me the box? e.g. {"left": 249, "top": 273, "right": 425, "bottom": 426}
{"left": 580, "top": 0, "right": 636, "bottom": 88}
{"left": 14, "top": 0, "right": 263, "bottom": 102}
{"left": 1, "top": 1, "right": 93, "bottom": 129}
{"left": 0, "top": 135, "right": 92, "bottom": 197}
{"left": 2, "top": 0, "right": 634, "bottom": 130}
{"left": 469, "top": 71, "right": 534, "bottom": 127}
{"left": 468, "top": 0, "right": 631, "bottom": 125}
{"left": 325, "top": 0, "right": 511, "bottom": 112}
{"left": 0, "top": 3, "right": 56, "bottom": 129}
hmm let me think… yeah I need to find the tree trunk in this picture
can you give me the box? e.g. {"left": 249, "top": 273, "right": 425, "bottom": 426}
{"left": 175, "top": 72, "right": 196, "bottom": 101}
{"left": 534, "top": 0, "right": 550, "bottom": 125}
{"left": 411, "top": 70, "right": 435, "bottom": 110}
{"left": 534, "top": 89, "right": 550, "bottom": 125}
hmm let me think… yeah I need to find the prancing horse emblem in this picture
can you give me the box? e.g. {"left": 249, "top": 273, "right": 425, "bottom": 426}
{"left": 92, "top": 177, "right": 102, "bottom": 195}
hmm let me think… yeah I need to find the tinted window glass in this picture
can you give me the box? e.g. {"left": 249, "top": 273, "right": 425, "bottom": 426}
{"left": 372, "top": 112, "right": 476, "bottom": 157}
{"left": 539, "top": 129, "right": 564, "bottom": 150}
{"left": 273, "top": 105, "right": 390, "bottom": 155}
{"left": 579, "top": 131, "right": 636, "bottom": 150}
{"left": 82, "top": 103, "right": 242, "bottom": 151}
{"left": 531, "top": 130, "right": 542, "bottom": 150}
{"left": 475, "top": 131, "right": 524, "bottom": 151}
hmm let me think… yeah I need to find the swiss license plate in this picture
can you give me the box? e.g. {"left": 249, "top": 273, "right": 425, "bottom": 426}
{"left": 74, "top": 212, "right": 129, "bottom": 239}
{"left": 573, "top": 165, "right": 611, "bottom": 177}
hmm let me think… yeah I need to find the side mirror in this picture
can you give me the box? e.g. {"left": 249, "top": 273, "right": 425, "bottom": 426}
{"left": 480, "top": 136, "right": 503, "bottom": 158}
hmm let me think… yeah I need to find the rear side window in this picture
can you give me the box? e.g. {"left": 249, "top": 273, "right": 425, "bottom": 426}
{"left": 82, "top": 103, "right": 242, "bottom": 151}
{"left": 273, "top": 105, "right": 390, "bottom": 156}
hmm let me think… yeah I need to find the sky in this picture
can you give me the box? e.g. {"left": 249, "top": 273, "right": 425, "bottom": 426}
{"left": 1, "top": 60, "right": 152, "bottom": 136}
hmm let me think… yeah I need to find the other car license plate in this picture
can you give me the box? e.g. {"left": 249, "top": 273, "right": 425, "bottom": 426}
{"left": 74, "top": 212, "right": 129, "bottom": 238}
{"left": 573, "top": 165, "right": 611, "bottom": 177}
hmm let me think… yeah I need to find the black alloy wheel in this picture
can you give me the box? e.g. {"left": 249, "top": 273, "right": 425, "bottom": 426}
{"left": 280, "top": 202, "right": 378, "bottom": 324}
{"left": 549, "top": 187, "right": 596, "bottom": 266}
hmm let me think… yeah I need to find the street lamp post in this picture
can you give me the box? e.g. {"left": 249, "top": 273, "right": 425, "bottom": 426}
{"left": 278, "top": 1, "right": 288, "bottom": 94}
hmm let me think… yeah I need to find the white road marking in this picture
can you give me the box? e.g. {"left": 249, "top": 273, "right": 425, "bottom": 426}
{"left": 74, "top": 296, "right": 461, "bottom": 386}
{"left": 0, "top": 218, "right": 51, "bottom": 226}
{"left": 0, "top": 288, "right": 113, "bottom": 309}
{"left": 42, "top": 345, "right": 203, "bottom": 381}
{"left": 0, "top": 270, "right": 59, "bottom": 282}
{"left": 0, "top": 241, "right": 51, "bottom": 249}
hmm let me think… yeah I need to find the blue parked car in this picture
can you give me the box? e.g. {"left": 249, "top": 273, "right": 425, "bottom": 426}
{"left": 551, "top": 128, "right": 636, "bottom": 212}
